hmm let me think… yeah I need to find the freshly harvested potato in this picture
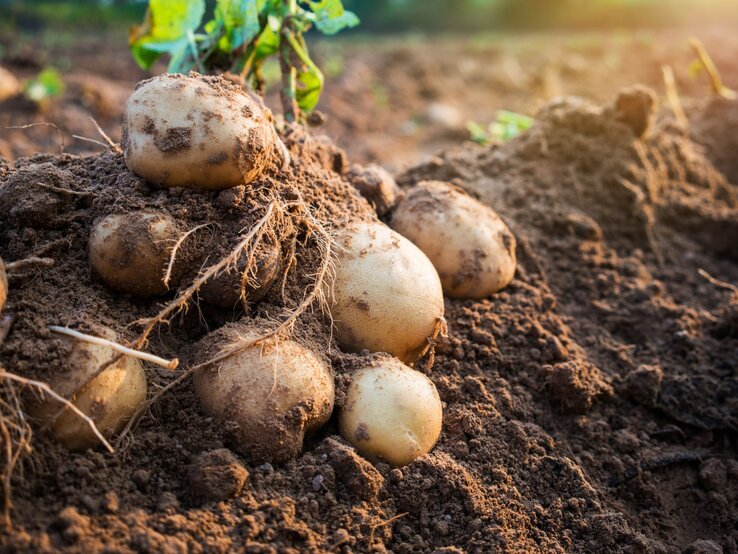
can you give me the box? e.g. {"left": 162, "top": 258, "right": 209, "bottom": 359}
{"left": 31, "top": 327, "right": 147, "bottom": 450}
{"left": 89, "top": 212, "right": 179, "bottom": 297}
{"left": 199, "top": 240, "right": 281, "bottom": 309}
{"left": 391, "top": 181, "right": 516, "bottom": 299}
{"left": 339, "top": 358, "right": 443, "bottom": 467}
{"left": 194, "top": 325, "right": 334, "bottom": 463}
{"left": 122, "top": 73, "right": 278, "bottom": 190}
{"left": 0, "top": 66, "right": 20, "bottom": 102}
{"left": 328, "top": 222, "right": 444, "bottom": 364}
{"left": 0, "top": 257, "right": 6, "bottom": 313}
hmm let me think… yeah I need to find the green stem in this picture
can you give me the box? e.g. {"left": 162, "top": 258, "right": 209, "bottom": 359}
{"left": 280, "top": 0, "right": 299, "bottom": 121}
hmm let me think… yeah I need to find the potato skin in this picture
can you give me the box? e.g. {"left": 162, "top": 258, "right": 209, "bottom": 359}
{"left": 31, "top": 327, "right": 147, "bottom": 450}
{"left": 391, "top": 180, "right": 516, "bottom": 299}
{"left": 89, "top": 212, "right": 179, "bottom": 297}
{"left": 122, "top": 73, "right": 277, "bottom": 190}
{"left": 0, "top": 257, "right": 6, "bottom": 313}
{"left": 339, "top": 359, "right": 443, "bottom": 467}
{"left": 194, "top": 328, "right": 334, "bottom": 464}
{"left": 328, "top": 222, "right": 444, "bottom": 364}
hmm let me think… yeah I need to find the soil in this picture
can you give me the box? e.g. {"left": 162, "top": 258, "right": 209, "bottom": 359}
{"left": 0, "top": 27, "right": 737, "bottom": 554}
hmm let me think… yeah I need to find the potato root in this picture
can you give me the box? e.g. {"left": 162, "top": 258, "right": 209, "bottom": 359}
{"left": 199, "top": 240, "right": 281, "bottom": 309}
{"left": 194, "top": 326, "right": 334, "bottom": 463}
{"left": 89, "top": 212, "right": 179, "bottom": 297}
{"left": 0, "top": 257, "right": 6, "bottom": 313}
{"left": 122, "top": 73, "right": 278, "bottom": 190}
{"left": 339, "top": 358, "right": 443, "bottom": 466}
{"left": 328, "top": 222, "right": 444, "bottom": 364}
{"left": 391, "top": 181, "right": 516, "bottom": 299}
{"left": 30, "top": 326, "right": 147, "bottom": 450}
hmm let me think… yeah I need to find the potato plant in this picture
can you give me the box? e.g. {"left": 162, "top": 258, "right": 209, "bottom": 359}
{"left": 130, "top": 0, "right": 359, "bottom": 121}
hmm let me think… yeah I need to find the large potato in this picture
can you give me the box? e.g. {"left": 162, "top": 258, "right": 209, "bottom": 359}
{"left": 339, "top": 358, "right": 443, "bottom": 467}
{"left": 328, "top": 222, "right": 444, "bottom": 364}
{"left": 89, "top": 212, "right": 179, "bottom": 297}
{"left": 391, "top": 181, "right": 516, "bottom": 299}
{"left": 194, "top": 326, "right": 334, "bottom": 463}
{"left": 31, "top": 327, "right": 147, "bottom": 450}
{"left": 122, "top": 73, "right": 278, "bottom": 190}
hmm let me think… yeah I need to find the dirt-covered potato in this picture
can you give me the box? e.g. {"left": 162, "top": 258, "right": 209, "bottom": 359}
{"left": 89, "top": 212, "right": 180, "bottom": 297}
{"left": 194, "top": 326, "right": 334, "bottom": 463}
{"left": 0, "top": 66, "right": 20, "bottom": 102}
{"left": 30, "top": 327, "right": 147, "bottom": 450}
{"left": 0, "top": 257, "right": 6, "bottom": 314}
{"left": 391, "top": 181, "right": 516, "bottom": 299}
{"left": 199, "top": 240, "right": 281, "bottom": 309}
{"left": 328, "top": 222, "right": 444, "bottom": 364}
{"left": 122, "top": 73, "right": 278, "bottom": 190}
{"left": 339, "top": 358, "right": 443, "bottom": 467}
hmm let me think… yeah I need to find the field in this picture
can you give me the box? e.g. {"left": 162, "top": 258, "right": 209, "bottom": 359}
{"left": 1, "top": 19, "right": 738, "bottom": 554}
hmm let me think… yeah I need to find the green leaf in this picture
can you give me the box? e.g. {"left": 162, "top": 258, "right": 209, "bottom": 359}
{"left": 466, "top": 121, "right": 490, "bottom": 145}
{"left": 307, "top": 0, "right": 359, "bottom": 35}
{"left": 491, "top": 110, "right": 533, "bottom": 141}
{"left": 213, "top": 0, "right": 264, "bottom": 51}
{"left": 25, "top": 67, "right": 65, "bottom": 103}
{"left": 129, "top": 0, "right": 206, "bottom": 70}
{"left": 295, "top": 65, "right": 324, "bottom": 111}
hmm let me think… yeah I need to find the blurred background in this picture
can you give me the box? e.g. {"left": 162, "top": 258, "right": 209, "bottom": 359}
{"left": 1, "top": 0, "right": 737, "bottom": 168}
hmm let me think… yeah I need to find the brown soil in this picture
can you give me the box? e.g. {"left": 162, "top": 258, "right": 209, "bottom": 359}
{"left": 0, "top": 27, "right": 737, "bottom": 554}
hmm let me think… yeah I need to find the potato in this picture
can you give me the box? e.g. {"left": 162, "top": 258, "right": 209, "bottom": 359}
{"left": 31, "top": 327, "right": 147, "bottom": 450}
{"left": 194, "top": 326, "right": 334, "bottom": 463}
{"left": 391, "top": 180, "right": 516, "bottom": 299}
{"left": 122, "top": 73, "right": 278, "bottom": 190}
{"left": 199, "top": 240, "right": 281, "bottom": 309}
{"left": 0, "top": 257, "right": 6, "bottom": 314}
{"left": 89, "top": 212, "right": 179, "bottom": 297}
{"left": 339, "top": 358, "right": 443, "bottom": 466}
{"left": 0, "top": 66, "right": 20, "bottom": 102}
{"left": 328, "top": 222, "right": 444, "bottom": 364}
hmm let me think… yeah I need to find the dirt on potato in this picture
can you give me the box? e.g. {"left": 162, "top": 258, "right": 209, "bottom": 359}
{"left": 0, "top": 74, "right": 737, "bottom": 552}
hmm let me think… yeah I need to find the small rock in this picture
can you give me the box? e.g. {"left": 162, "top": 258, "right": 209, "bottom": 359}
{"left": 156, "top": 492, "right": 180, "bottom": 513}
{"left": 317, "top": 437, "right": 384, "bottom": 500}
{"left": 345, "top": 163, "right": 400, "bottom": 216}
{"left": 699, "top": 459, "right": 727, "bottom": 492}
{"left": 187, "top": 449, "right": 249, "bottom": 503}
{"left": 131, "top": 469, "right": 151, "bottom": 489}
{"left": 623, "top": 365, "right": 663, "bottom": 407}
{"left": 311, "top": 474, "right": 324, "bottom": 492}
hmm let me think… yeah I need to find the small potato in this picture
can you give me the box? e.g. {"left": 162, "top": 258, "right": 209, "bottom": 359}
{"left": 328, "top": 222, "right": 444, "bottom": 364}
{"left": 0, "top": 66, "right": 20, "bottom": 102}
{"left": 31, "top": 327, "right": 147, "bottom": 450}
{"left": 194, "top": 326, "right": 334, "bottom": 463}
{"left": 122, "top": 73, "right": 277, "bottom": 190}
{"left": 199, "top": 240, "right": 281, "bottom": 309}
{"left": 0, "top": 257, "right": 6, "bottom": 313}
{"left": 89, "top": 212, "right": 179, "bottom": 297}
{"left": 339, "top": 359, "right": 443, "bottom": 467}
{"left": 391, "top": 181, "right": 516, "bottom": 299}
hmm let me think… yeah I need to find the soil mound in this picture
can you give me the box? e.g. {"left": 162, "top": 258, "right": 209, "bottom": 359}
{"left": 1, "top": 88, "right": 737, "bottom": 553}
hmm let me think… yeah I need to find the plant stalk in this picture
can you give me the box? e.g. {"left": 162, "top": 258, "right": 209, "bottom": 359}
{"left": 280, "top": 0, "right": 299, "bottom": 122}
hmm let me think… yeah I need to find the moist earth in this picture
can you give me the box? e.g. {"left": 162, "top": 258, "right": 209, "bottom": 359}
{"left": 1, "top": 85, "right": 737, "bottom": 554}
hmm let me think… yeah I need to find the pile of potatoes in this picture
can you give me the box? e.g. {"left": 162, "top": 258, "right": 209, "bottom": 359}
{"left": 24, "top": 73, "right": 517, "bottom": 468}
